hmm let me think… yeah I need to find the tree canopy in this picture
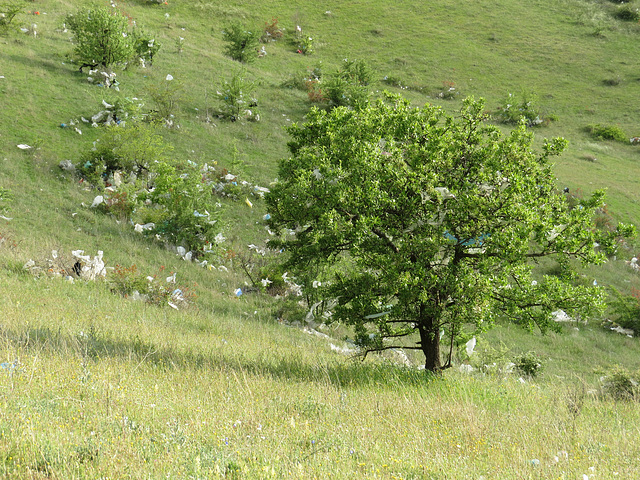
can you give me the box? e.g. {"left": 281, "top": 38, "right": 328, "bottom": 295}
{"left": 265, "top": 95, "right": 634, "bottom": 372}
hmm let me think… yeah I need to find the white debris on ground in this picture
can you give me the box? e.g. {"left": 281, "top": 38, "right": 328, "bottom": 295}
{"left": 552, "top": 310, "right": 572, "bottom": 322}
{"left": 87, "top": 69, "right": 118, "bottom": 89}
{"left": 71, "top": 250, "right": 106, "bottom": 280}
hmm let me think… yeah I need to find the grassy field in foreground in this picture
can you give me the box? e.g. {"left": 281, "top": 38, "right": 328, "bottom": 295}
{"left": 1, "top": 0, "right": 640, "bottom": 477}
{"left": 1, "top": 271, "right": 640, "bottom": 479}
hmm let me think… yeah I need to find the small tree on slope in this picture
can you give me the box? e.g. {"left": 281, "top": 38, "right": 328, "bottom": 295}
{"left": 66, "top": 7, "right": 134, "bottom": 71}
{"left": 265, "top": 95, "right": 635, "bottom": 372}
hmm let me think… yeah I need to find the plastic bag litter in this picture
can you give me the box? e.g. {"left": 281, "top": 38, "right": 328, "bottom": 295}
{"left": 465, "top": 337, "right": 477, "bottom": 356}
{"left": 134, "top": 222, "right": 155, "bottom": 233}
{"left": 71, "top": 250, "right": 106, "bottom": 280}
{"left": 59, "top": 160, "right": 75, "bottom": 172}
{"left": 90, "top": 195, "right": 105, "bottom": 208}
{"left": 176, "top": 246, "right": 192, "bottom": 261}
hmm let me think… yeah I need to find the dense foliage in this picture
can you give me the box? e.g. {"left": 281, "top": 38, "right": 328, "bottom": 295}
{"left": 266, "top": 95, "right": 635, "bottom": 371}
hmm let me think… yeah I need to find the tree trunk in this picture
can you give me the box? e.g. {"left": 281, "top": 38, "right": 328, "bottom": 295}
{"left": 419, "top": 309, "right": 442, "bottom": 372}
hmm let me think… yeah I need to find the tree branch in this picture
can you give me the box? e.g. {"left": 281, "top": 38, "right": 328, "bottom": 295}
{"left": 371, "top": 228, "right": 399, "bottom": 253}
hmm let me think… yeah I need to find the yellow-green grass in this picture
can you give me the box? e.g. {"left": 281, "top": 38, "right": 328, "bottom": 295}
{"left": 2, "top": 0, "right": 640, "bottom": 477}
{"left": 1, "top": 271, "right": 640, "bottom": 479}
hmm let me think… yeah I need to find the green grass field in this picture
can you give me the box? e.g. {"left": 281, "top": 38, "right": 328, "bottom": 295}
{"left": 1, "top": 0, "right": 640, "bottom": 477}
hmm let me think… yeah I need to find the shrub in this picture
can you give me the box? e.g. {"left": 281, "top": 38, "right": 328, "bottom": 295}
{"left": 609, "top": 288, "right": 640, "bottom": 335}
{"left": 131, "top": 28, "right": 161, "bottom": 67}
{"left": 323, "top": 58, "right": 372, "bottom": 110}
{"left": 77, "top": 123, "right": 172, "bottom": 186}
{"left": 110, "top": 264, "right": 194, "bottom": 308}
{"left": 495, "top": 91, "right": 545, "bottom": 127}
{"left": 435, "top": 80, "right": 459, "bottom": 100}
{"left": 296, "top": 35, "right": 315, "bottom": 55}
{"left": 585, "top": 123, "right": 627, "bottom": 142}
{"left": 145, "top": 77, "right": 183, "bottom": 127}
{"left": 281, "top": 66, "right": 322, "bottom": 91}
{"left": 473, "top": 340, "right": 513, "bottom": 375}
{"left": 601, "top": 365, "right": 640, "bottom": 400}
{"left": 109, "top": 264, "right": 148, "bottom": 297}
{"left": 215, "top": 69, "right": 258, "bottom": 121}
{"left": 66, "top": 7, "right": 134, "bottom": 71}
{"left": 66, "top": 7, "right": 159, "bottom": 72}
{"left": 97, "top": 187, "right": 137, "bottom": 220}
{"left": 0, "top": 186, "right": 12, "bottom": 215}
{"left": 513, "top": 351, "right": 544, "bottom": 377}
{"left": 222, "top": 23, "right": 260, "bottom": 63}
{"left": 0, "top": 1, "right": 25, "bottom": 31}
{"left": 138, "top": 161, "right": 221, "bottom": 255}
{"left": 614, "top": 5, "right": 640, "bottom": 21}
{"left": 261, "top": 17, "right": 283, "bottom": 42}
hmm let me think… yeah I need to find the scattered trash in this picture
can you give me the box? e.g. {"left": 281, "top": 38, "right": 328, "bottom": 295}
{"left": 177, "top": 246, "right": 192, "bottom": 261}
{"left": 71, "top": 250, "right": 106, "bottom": 280}
{"left": 245, "top": 198, "right": 253, "bottom": 208}
{"left": 87, "top": 69, "right": 118, "bottom": 89}
{"left": 465, "top": 337, "right": 477, "bottom": 356}
{"left": 0, "top": 361, "right": 21, "bottom": 372}
{"left": 234, "top": 288, "right": 243, "bottom": 297}
{"left": 59, "top": 160, "right": 75, "bottom": 172}
{"left": 17, "top": 144, "right": 32, "bottom": 150}
{"left": 134, "top": 222, "right": 155, "bottom": 233}
{"left": 90, "top": 195, "right": 105, "bottom": 208}
{"left": 552, "top": 310, "right": 572, "bottom": 322}
{"left": 610, "top": 325, "right": 634, "bottom": 336}
{"left": 166, "top": 74, "right": 174, "bottom": 81}
{"left": 364, "top": 310, "right": 390, "bottom": 320}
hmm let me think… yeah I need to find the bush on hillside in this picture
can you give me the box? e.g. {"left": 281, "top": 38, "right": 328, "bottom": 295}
{"left": 77, "top": 123, "right": 172, "bottom": 186}
{"left": 0, "top": 1, "right": 25, "bottom": 31}
{"left": 322, "top": 58, "right": 372, "bottom": 110}
{"left": 145, "top": 76, "right": 183, "bottom": 127}
{"left": 513, "top": 351, "right": 544, "bottom": 377}
{"left": 137, "top": 161, "right": 221, "bottom": 256}
{"left": 66, "top": 7, "right": 159, "bottom": 72}
{"left": 601, "top": 365, "right": 640, "bottom": 401}
{"left": 109, "top": 264, "right": 195, "bottom": 308}
{"left": 261, "top": 17, "right": 283, "bottom": 42}
{"left": 215, "top": 69, "right": 259, "bottom": 121}
{"left": 0, "top": 187, "right": 12, "bottom": 214}
{"left": 614, "top": 5, "right": 640, "bottom": 21}
{"left": 608, "top": 287, "right": 640, "bottom": 335}
{"left": 495, "top": 91, "right": 546, "bottom": 127}
{"left": 131, "top": 28, "right": 161, "bottom": 67}
{"left": 585, "top": 123, "right": 628, "bottom": 142}
{"left": 66, "top": 7, "right": 134, "bottom": 71}
{"left": 222, "top": 23, "right": 260, "bottom": 63}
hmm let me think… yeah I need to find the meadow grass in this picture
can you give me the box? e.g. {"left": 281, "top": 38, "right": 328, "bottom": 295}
{"left": 1, "top": 0, "right": 640, "bottom": 477}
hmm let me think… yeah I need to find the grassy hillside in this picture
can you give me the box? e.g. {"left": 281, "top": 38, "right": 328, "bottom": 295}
{"left": 1, "top": 0, "right": 640, "bottom": 477}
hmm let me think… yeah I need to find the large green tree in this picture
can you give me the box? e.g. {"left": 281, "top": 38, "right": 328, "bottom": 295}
{"left": 265, "top": 95, "right": 634, "bottom": 372}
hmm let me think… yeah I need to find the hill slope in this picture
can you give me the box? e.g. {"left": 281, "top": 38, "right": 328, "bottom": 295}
{"left": 1, "top": 0, "right": 640, "bottom": 477}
